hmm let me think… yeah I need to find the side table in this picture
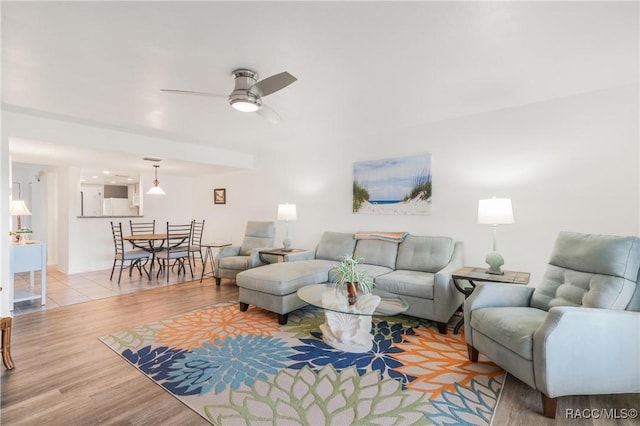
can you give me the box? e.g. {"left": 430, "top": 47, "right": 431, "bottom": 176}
{"left": 200, "top": 242, "right": 232, "bottom": 283}
{"left": 259, "top": 248, "right": 307, "bottom": 264}
{"left": 451, "top": 266, "right": 530, "bottom": 334}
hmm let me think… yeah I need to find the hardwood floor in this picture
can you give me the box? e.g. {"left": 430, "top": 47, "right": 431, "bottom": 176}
{"left": 2, "top": 277, "right": 236, "bottom": 425}
{"left": 2, "top": 273, "right": 638, "bottom": 425}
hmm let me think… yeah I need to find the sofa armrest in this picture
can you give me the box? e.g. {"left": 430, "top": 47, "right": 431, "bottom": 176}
{"left": 465, "top": 282, "right": 535, "bottom": 310}
{"left": 533, "top": 307, "right": 640, "bottom": 397}
{"left": 214, "top": 246, "right": 241, "bottom": 271}
{"left": 248, "top": 247, "right": 272, "bottom": 268}
{"left": 284, "top": 250, "right": 316, "bottom": 262}
{"left": 432, "top": 241, "right": 465, "bottom": 322}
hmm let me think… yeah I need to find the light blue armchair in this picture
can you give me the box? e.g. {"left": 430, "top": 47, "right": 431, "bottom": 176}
{"left": 214, "top": 221, "right": 275, "bottom": 285}
{"left": 464, "top": 231, "right": 640, "bottom": 418}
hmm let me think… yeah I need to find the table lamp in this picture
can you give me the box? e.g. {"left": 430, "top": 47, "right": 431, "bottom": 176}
{"left": 477, "top": 197, "right": 514, "bottom": 275}
{"left": 10, "top": 182, "right": 32, "bottom": 242}
{"left": 277, "top": 203, "right": 297, "bottom": 251}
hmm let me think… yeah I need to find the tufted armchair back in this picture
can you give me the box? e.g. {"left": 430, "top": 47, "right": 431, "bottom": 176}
{"left": 530, "top": 231, "right": 640, "bottom": 311}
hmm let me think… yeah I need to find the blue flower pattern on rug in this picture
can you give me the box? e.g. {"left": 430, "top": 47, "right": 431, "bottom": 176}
{"left": 165, "top": 335, "right": 295, "bottom": 396}
{"left": 123, "top": 345, "right": 187, "bottom": 380}
{"left": 288, "top": 320, "right": 417, "bottom": 386}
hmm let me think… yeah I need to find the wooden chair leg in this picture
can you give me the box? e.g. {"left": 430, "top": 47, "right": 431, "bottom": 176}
{"left": 467, "top": 344, "right": 479, "bottom": 362}
{"left": 1, "top": 317, "right": 15, "bottom": 370}
{"left": 541, "top": 393, "right": 557, "bottom": 418}
{"left": 215, "top": 277, "right": 221, "bottom": 286}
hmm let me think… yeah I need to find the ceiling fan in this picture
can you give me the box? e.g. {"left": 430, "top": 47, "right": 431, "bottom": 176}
{"left": 161, "top": 69, "right": 297, "bottom": 124}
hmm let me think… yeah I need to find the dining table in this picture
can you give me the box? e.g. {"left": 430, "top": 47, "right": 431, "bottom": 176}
{"left": 123, "top": 233, "right": 190, "bottom": 280}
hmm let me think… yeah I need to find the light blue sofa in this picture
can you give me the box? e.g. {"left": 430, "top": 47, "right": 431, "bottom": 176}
{"left": 236, "top": 231, "right": 464, "bottom": 331}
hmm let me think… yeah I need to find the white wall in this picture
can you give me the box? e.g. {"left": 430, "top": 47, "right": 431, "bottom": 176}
{"left": 193, "top": 85, "right": 639, "bottom": 285}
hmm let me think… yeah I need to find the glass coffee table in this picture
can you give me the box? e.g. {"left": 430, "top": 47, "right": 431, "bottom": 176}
{"left": 297, "top": 284, "right": 408, "bottom": 353}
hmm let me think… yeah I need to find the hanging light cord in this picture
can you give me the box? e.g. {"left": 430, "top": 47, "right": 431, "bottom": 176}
{"left": 153, "top": 165, "right": 160, "bottom": 186}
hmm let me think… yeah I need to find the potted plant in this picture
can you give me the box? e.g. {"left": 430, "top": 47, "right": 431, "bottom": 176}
{"left": 332, "top": 254, "right": 374, "bottom": 305}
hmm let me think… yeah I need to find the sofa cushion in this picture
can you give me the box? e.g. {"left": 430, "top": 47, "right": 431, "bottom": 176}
{"left": 395, "top": 235, "right": 454, "bottom": 273}
{"left": 237, "top": 259, "right": 338, "bottom": 295}
{"left": 470, "top": 307, "right": 547, "bottom": 360}
{"left": 353, "top": 239, "right": 399, "bottom": 269}
{"left": 315, "top": 232, "right": 357, "bottom": 262}
{"left": 374, "top": 270, "right": 435, "bottom": 299}
{"left": 531, "top": 232, "right": 640, "bottom": 311}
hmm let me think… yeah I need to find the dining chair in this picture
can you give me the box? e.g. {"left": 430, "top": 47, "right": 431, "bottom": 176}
{"left": 157, "top": 222, "right": 193, "bottom": 283}
{"left": 129, "top": 219, "right": 156, "bottom": 250}
{"left": 190, "top": 219, "right": 205, "bottom": 266}
{"left": 110, "top": 221, "right": 150, "bottom": 284}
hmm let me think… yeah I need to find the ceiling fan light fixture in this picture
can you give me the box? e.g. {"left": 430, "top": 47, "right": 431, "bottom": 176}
{"left": 229, "top": 93, "right": 262, "bottom": 112}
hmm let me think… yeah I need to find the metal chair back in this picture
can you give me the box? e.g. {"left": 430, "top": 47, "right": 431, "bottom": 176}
{"left": 111, "top": 221, "right": 126, "bottom": 256}
{"left": 191, "top": 220, "right": 205, "bottom": 248}
{"left": 158, "top": 222, "right": 194, "bottom": 282}
{"left": 129, "top": 220, "right": 155, "bottom": 249}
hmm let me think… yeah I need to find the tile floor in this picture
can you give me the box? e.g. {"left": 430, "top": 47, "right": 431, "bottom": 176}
{"left": 11, "top": 258, "right": 215, "bottom": 315}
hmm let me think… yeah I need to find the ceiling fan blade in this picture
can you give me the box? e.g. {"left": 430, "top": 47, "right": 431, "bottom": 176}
{"left": 251, "top": 71, "right": 297, "bottom": 97}
{"left": 256, "top": 104, "right": 282, "bottom": 124}
{"left": 160, "top": 89, "right": 227, "bottom": 98}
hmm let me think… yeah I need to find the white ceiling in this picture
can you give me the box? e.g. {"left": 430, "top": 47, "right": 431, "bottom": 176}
{"left": 2, "top": 1, "right": 638, "bottom": 177}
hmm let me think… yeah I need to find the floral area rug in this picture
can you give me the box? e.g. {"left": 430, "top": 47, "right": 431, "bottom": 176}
{"left": 100, "top": 301, "right": 504, "bottom": 425}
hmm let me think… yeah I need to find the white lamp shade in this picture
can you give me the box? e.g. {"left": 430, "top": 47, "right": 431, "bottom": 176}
{"left": 146, "top": 185, "right": 166, "bottom": 196}
{"left": 277, "top": 203, "right": 297, "bottom": 221}
{"left": 478, "top": 198, "right": 514, "bottom": 225}
{"left": 10, "top": 199, "right": 32, "bottom": 216}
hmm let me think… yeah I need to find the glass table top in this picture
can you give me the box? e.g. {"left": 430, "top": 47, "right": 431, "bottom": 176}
{"left": 297, "top": 284, "right": 409, "bottom": 316}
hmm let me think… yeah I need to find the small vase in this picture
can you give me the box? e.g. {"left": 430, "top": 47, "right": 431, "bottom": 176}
{"left": 347, "top": 282, "right": 358, "bottom": 305}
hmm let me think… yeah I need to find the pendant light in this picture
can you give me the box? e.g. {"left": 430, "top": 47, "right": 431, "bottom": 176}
{"left": 146, "top": 165, "right": 166, "bottom": 195}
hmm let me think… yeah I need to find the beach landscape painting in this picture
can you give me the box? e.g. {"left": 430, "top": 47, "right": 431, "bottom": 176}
{"left": 353, "top": 153, "right": 432, "bottom": 215}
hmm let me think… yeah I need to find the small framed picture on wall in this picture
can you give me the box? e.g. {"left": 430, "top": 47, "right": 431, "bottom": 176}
{"left": 214, "top": 188, "right": 226, "bottom": 204}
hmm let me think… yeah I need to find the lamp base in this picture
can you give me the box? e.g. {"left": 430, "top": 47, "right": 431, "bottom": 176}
{"left": 485, "top": 251, "right": 505, "bottom": 275}
{"left": 282, "top": 239, "right": 292, "bottom": 251}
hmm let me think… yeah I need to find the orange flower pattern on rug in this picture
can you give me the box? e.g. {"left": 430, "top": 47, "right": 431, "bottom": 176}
{"left": 156, "top": 305, "right": 280, "bottom": 351}
{"left": 391, "top": 326, "right": 503, "bottom": 399}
